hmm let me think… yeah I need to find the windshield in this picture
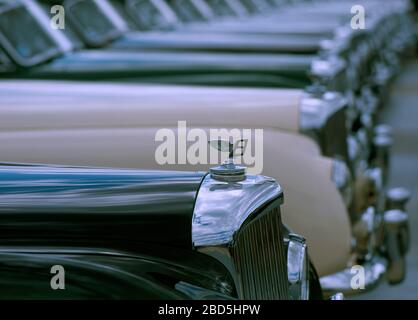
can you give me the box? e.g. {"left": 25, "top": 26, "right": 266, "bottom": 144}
{"left": 205, "top": 0, "right": 236, "bottom": 17}
{"left": 238, "top": 0, "right": 262, "bottom": 14}
{"left": 67, "top": 0, "right": 121, "bottom": 47}
{"left": 0, "top": 3, "right": 61, "bottom": 66}
{"left": 166, "top": 0, "right": 205, "bottom": 23}
{"left": 37, "top": 2, "right": 84, "bottom": 49}
{"left": 127, "top": 0, "right": 174, "bottom": 31}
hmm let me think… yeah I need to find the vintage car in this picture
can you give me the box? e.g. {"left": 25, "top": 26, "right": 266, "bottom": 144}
{"left": 0, "top": 0, "right": 411, "bottom": 296}
{"left": 56, "top": 0, "right": 329, "bottom": 53}
{"left": 103, "top": 0, "right": 415, "bottom": 111}
{"left": 0, "top": 80, "right": 411, "bottom": 296}
{"left": 2, "top": 0, "right": 398, "bottom": 207}
{"left": 49, "top": 0, "right": 416, "bottom": 184}
{"left": 8, "top": 0, "right": 413, "bottom": 147}
{"left": 50, "top": 0, "right": 398, "bottom": 163}
{"left": 103, "top": 0, "right": 415, "bottom": 81}
{"left": 9, "top": 0, "right": 414, "bottom": 134}
{"left": 67, "top": 0, "right": 416, "bottom": 116}
{"left": 0, "top": 162, "right": 324, "bottom": 299}
{"left": 0, "top": 0, "right": 352, "bottom": 230}
{"left": 0, "top": 0, "right": 391, "bottom": 175}
{"left": 0, "top": 1, "right": 337, "bottom": 90}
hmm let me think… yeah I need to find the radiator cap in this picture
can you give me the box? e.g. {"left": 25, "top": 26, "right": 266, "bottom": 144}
{"left": 209, "top": 139, "right": 246, "bottom": 182}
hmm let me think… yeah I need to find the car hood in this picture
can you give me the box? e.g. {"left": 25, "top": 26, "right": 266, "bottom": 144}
{"left": 0, "top": 164, "right": 205, "bottom": 250}
{"left": 111, "top": 32, "right": 324, "bottom": 54}
{"left": 21, "top": 50, "right": 313, "bottom": 87}
{"left": 0, "top": 80, "right": 302, "bottom": 133}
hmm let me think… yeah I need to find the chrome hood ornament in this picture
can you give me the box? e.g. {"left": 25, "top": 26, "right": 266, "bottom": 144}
{"left": 208, "top": 139, "right": 247, "bottom": 182}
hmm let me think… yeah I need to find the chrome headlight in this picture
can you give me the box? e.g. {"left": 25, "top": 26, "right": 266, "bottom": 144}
{"left": 287, "top": 233, "right": 309, "bottom": 300}
{"left": 332, "top": 159, "right": 353, "bottom": 208}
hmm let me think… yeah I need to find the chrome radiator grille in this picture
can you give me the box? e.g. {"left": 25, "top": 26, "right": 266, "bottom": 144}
{"left": 231, "top": 206, "right": 289, "bottom": 300}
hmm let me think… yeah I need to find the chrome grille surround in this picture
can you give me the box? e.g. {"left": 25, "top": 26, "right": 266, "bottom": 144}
{"left": 230, "top": 205, "right": 289, "bottom": 299}
{"left": 300, "top": 91, "right": 350, "bottom": 169}
{"left": 192, "top": 174, "right": 289, "bottom": 299}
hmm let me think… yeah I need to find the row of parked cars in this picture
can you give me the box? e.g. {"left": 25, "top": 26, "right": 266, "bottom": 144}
{"left": 0, "top": 0, "right": 415, "bottom": 300}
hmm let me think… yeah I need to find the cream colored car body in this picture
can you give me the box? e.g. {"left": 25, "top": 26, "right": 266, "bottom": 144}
{"left": 0, "top": 80, "right": 351, "bottom": 276}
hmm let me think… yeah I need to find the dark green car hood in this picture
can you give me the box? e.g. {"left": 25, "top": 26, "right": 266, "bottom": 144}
{"left": 17, "top": 50, "right": 313, "bottom": 87}
{"left": 0, "top": 164, "right": 205, "bottom": 250}
{"left": 111, "top": 32, "right": 325, "bottom": 54}
{"left": 0, "top": 165, "right": 238, "bottom": 299}
{"left": 0, "top": 245, "right": 234, "bottom": 299}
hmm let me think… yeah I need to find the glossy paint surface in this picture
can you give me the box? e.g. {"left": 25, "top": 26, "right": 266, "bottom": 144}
{"left": 0, "top": 164, "right": 205, "bottom": 249}
{"left": 18, "top": 50, "right": 313, "bottom": 87}
{"left": 0, "top": 164, "right": 239, "bottom": 298}
{"left": 111, "top": 32, "right": 324, "bottom": 54}
{"left": 0, "top": 245, "right": 234, "bottom": 299}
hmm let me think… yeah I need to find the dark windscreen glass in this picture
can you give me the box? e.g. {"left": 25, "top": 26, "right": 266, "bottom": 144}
{"left": 108, "top": 0, "right": 138, "bottom": 29}
{"left": 166, "top": 0, "right": 204, "bottom": 22}
{"left": 0, "top": 6, "right": 57, "bottom": 59}
{"left": 69, "top": 1, "right": 117, "bottom": 41}
{"left": 238, "top": 0, "right": 261, "bottom": 13}
{"left": 130, "top": 0, "right": 172, "bottom": 30}
{"left": 206, "top": 0, "right": 235, "bottom": 17}
{"left": 39, "top": 2, "right": 83, "bottom": 48}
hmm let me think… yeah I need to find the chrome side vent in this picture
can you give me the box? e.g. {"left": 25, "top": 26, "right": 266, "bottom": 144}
{"left": 231, "top": 206, "right": 289, "bottom": 300}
